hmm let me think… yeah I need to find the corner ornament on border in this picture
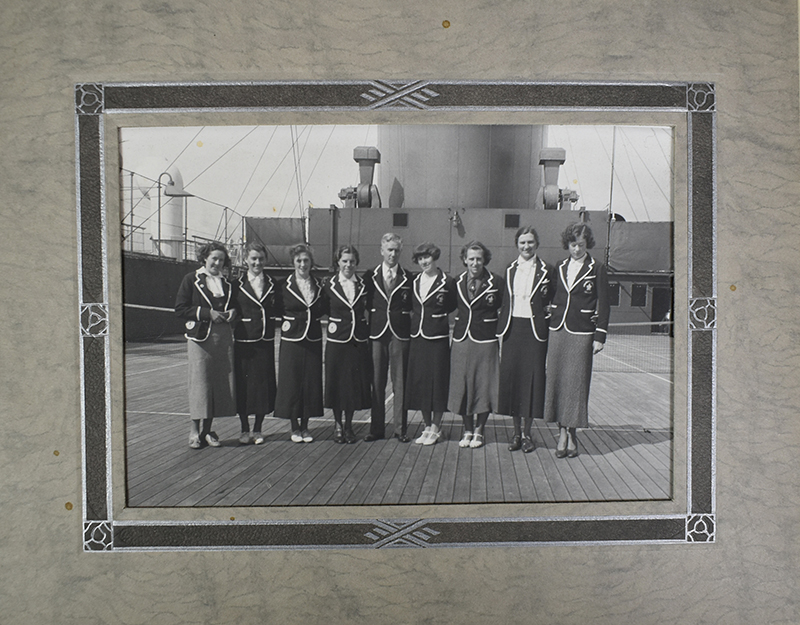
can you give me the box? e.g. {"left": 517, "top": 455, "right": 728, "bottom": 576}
{"left": 75, "top": 83, "right": 104, "bottom": 115}
{"left": 365, "top": 519, "right": 441, "bottom": 547}
{"left": 84, "top": 521, "right": 113, "bottom": 551}
{"left": 686, "top": 515, "right": 715, "bottom": 542}
{"left": 689, "top": 298, "right": 716, "bottom": 330}
{"left": 688, "top": 83, "right": 715, "bottom": 112}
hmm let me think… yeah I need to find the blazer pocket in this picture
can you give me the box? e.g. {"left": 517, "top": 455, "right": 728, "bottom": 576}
{"left": 431, "top": 313, "right": 447, "bottom": 318}
{"left": 483, "top": 318, "right": 498, "bottom": 323}
{"left": 580, "top": 309, "right": 595, "bottom": 314}
{"left": 329, "top": 316, "right": 342, "bottom": 322}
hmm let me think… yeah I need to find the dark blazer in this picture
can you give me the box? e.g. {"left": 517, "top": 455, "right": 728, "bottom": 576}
{"left": 410, "top": 270, "right": 457, "bottom": 340}
{"left": 174, "top": 268, "right": 234, "bottom": 342}
{"left": 497, "top": 256, "right": 554, "bottom": 343}
{"left": 548, "top": 254, "right": 610, "bottom": 343}
{"left": 364, "top": 264, "right": 413, "bottom": 340}
{"left": 232, "top": 272, "right": 277, "bottom": 343}
{"left": 323, "top": 273, "right": 370, "bottom": 344}
{"left": 452, "top": 270, "right": 504, "bottom": 344}
{"left": 277, "top": 273, "right": 326, "bottom": 342}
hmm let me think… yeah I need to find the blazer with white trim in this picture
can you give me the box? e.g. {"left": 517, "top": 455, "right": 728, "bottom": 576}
{"left": 174, "top": 268, "right": 235, "bottom": 342}
{"left": 232, "top": 272, "right": 277, "bottom": 343}
{"left": 496, "top": 256, "right": 554, "bottom": 343}
{"left": 451, "top": 270, "right": 505, "bottom": 343}
{"left": 547, "top": 254, "right": 610, "bottom": 343}
{"left": 323, "top": 273, "right": 370, "bottom": 343}
{"left": 276, "top": 273, "right": 326, "bottom": 342}
{"left": 409, "top": 269, "right": 457, "bottom": 340}
{"left": 364, "top": 264, "right": 413, "bottom": 340}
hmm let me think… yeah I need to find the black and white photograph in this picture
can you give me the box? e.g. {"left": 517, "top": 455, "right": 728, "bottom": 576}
{"left": 121, "top": 122, "right": 675, "bottom": 507}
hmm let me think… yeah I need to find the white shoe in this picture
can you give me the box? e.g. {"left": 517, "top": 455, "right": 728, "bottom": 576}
{"left": 291, "top": 431, "right": 303, "bottom": 443}
{"left": 189, "top": 433, "right": 201, "bottom": 449}
{"left": 459, "top": 431, "right": 473, "bottom": 448}
{"left": 301, "top": 430, "right": 314, "bottom": 443}
{"left": 205, "top": 432, "right": 221, "bottom": 447}
{"left": 252, "top": 432, "right": 265, "bottom": 445}
{"left": 423, "top": 429, "right": 440, "bottom": 446}
{"left": 415, "top": 426, "right": 431, "bottom": 444}
{"left": 469, "top": 433, "right": 485, "bottom": 448}
{"left": 238, "top": 431, "right": 252, "bottom": 445}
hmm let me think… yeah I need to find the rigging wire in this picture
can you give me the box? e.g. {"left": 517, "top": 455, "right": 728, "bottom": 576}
{"left": 618, "top": 130, "right": 652, "bottom": 221}
{"left": 182, "top": 126, "right": 259, "bottom": 188}
{"left": 619, "top": 127, "right": 673, "bottom": 208}
{"left": 231, "top": 126, "right": 279, "bottom": 214}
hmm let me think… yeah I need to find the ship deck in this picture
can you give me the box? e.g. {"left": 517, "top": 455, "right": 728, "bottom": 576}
{"left": 124, "top": 335, "right": 673, "bottom": 507}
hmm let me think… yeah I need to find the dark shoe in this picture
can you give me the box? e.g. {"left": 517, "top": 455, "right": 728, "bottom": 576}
{"left": 344, "top": 428, "right": 357, "bottom": 444}
{"left": 508, "top": 435, "right": 522, "bottom": 452}
{"left": 521, "top": 436, "right": 535, "bottom": 454}
{"left": 333, "top": 425, "right": 345, "bottom": 444}
{"left": 567, "top": 430, "right": 579, "bottom": 458}
{"left": 363, "top": 433, "right": 384, "bottom": 442}
{"left": 555, "top": 445, "right": 568, "bottom": 459}
{"left": 396, "top": 432, "right": 410, "bottom": 443}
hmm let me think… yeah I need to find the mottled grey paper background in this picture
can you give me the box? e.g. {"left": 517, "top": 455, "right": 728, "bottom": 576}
{"left": 1, "top": 1, "right": 798, "bottom": 623}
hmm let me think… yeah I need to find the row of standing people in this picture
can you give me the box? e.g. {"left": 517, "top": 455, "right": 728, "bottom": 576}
{"left": 174, "top": 222, "right": 609, "bottom": 458}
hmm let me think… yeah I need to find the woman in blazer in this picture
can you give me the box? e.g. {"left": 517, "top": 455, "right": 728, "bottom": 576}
{"left": 274, "top": 243, "right": 326, "bottom": 443}
{"left": 232, "top": 242, "right": 277, "bottom": 445}
{"left": 323, "top": 245, "right": 372, "bottom": 444}
{"left": 496, "top": 226, "right": 554, "bottom": 453}
{"left": 174, "top": 241, "right": 237, "bottom": 449}
{"left": 405, "top": 243, "right": 457, "bottom": 446}
{"left": 544, "top": 223, "right": 610, "bottom": 458}
{"left": 448, "top": 241, "right": 504, "bottom": 449}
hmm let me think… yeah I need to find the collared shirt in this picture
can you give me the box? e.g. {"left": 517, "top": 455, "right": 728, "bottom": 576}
{"left": 339, "top": 272, "right": 357, "bottom": 303}
{"left": 382, "top": 262, "right": 397, "bottom": 290}
{"left": 419, "top": 271, "right": 437, "bottom": 300}
{"left": 511, "top": 255, "right": 537, "bottom": 318}
{"left": 567, "top": 256, "right": 586, "bottom": 288}
{"left": 467, "top": 271, "right": 486, "bottom": 301}
{"left": 199, "top": 267, "right": 225, "bottom": 297}
{"left": 295, "top": 274, "right": 315, "bottom": 305}
{"left": 248, "top": 271, "right": 265, "bottom": 298}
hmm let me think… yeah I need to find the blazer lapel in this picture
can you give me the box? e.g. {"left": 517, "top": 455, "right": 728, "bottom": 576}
{"left": 421, "top": 270, "right": 446, "bottom": 303}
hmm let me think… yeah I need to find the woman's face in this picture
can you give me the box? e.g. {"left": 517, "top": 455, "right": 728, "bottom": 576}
{"left": 338, "top": 252, "right": 357, "bottom": 279}
{"left": 205, "top": 250, "right": 226, "bottom": 275}
{"left": 246, "top": 249, "right": 267, "bottom": 274}
{"left": 417, "top": 254, "right": 437, "bottom": 274}
{"left": 568, "top": 235, "right": 588, "bottom": 261}
{"left": 293, "top": 252, "right": 311, "bottom": 277}
{"left": 517, "top": 232, "right": 538, "bottom": 260}
{"left": 465, "top": 248, "right": 485, "bottom": 278}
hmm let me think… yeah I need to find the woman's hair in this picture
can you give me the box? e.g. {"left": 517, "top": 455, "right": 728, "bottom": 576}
{"left": 561, "top": 223, "right": 596, "bottom": 250}
{"left": 336, "top": 244, "right": 360, "bottom": 265}
{"left": 196, "top": 241, "right": 230, "bottom": 266}
{"left": 244, "top": 241, "right": 269, "bottom": 259}
{"left": 412, "top": 242, "right": 441, "bottom": 263}
{"left": 459, "top": 240, "right": 492, "bottom": 265}
{"left": 514, "top": 225, "right": 540, "bottom": 247}
{"left": 289, "top": 243, "right": 314, "bottom": 265}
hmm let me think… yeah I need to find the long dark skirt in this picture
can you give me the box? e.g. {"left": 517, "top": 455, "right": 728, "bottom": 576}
{"left": 405, "top": 337, "right": 450, "bottom": 412}
{"left": 187, "top": 323, "right": 236, "bottom": 421}
{"left": 325, "top": 340, "right": 372, "bottom": 413}
{"left": 274, "top": 338, "right": 324, "bottom": 420}
{"left": 234, "top": 340, "right": 277, "bottom": 417}
{"left": 498, "top": 318, "right": 547, "bottom": 420}
{"left": 543, "top": 328, "right": 594, "bottom": 428}
{"left": 447, "top": 339, "right": 499, "bottom": 415}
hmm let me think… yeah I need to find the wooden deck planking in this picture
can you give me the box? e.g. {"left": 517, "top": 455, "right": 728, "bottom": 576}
{"left": 124, "top": 339, "right": 674, "bottom": 506}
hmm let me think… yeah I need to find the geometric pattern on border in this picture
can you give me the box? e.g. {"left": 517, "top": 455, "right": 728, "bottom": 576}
{"left": 360, "top": 80, "right": 440, "bottom": 109}
{"left": 686, "top": 514, "right": 715, "bottom": 542}
{"left": 80, "top": 303, "right": 109, "bottom": 337}
{"left": 687, "top": 83, "right": 715, "bottom": 112}
{"left": 689, "top": 298, "right": 716, "bottom": 329}
{"left": 83, "top": 521, "right": 113, "bottom": 551}
{"left": 365, "top": 519, "right": 441, "bottom": 548}
{"left": 75, "top": 83, "right": 104, "bottom": 115}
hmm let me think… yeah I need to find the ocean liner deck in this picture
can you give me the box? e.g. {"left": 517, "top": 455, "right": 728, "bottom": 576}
{"left": 124, "top": 334, "right": 672, "bottom": 507}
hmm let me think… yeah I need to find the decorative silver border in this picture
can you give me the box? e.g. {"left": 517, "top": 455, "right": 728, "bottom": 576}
{"left": 76, "top": 80, "right": 716, "bottom": 550}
